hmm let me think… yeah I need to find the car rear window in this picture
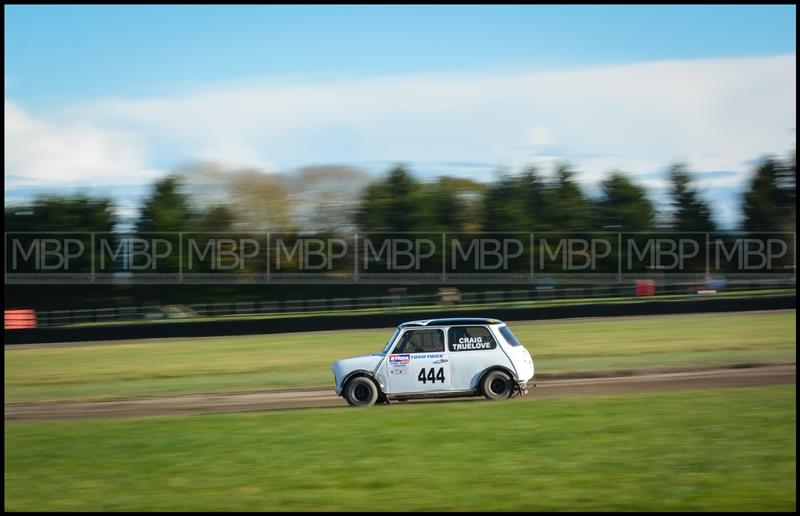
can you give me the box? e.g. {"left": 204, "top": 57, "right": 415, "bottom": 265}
{"left": 448, "top": 326, "right": 496, "bottom": 352}
{"left": 499, "top": 325, "right": 522, "bottom": 347}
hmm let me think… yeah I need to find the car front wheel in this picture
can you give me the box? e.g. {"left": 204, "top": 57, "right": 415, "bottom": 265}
{"left": 344, "top": 376, "right": 379, "bottom": 407}
{"left": 481, "top": 370, "right": 513, "bottom": 400}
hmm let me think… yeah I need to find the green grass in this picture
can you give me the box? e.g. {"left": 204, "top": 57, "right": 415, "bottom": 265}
{"left": 5, "top": 311, "right": 795, "bottom": 404}
{"left": 4, "top": 385, "right": 796, "bottom": 511}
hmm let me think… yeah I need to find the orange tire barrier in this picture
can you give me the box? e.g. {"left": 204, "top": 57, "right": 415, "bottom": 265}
{"left": 5, "top": 309, "right": 38, "bottom": 329}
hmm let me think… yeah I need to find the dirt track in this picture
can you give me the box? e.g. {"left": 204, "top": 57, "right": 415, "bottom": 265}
{"left": 5, "top": 363, "right": 795, "bottom": 421}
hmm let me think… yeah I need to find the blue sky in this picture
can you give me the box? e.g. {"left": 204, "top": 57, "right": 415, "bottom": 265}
{"left": 6, "top": 5, "right": 796, "bottom": 103}
{"left": 4, "top": 5, "right": 797, "bottom": 228}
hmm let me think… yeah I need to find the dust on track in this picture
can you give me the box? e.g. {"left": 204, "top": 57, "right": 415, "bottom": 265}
{"left": 5, "top": 363, "right": 795, "bottom": 421}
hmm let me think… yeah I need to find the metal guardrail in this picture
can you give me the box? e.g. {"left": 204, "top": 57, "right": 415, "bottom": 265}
{"left": 7, "top": 294, "right": 797, "bottom": 345}
{"left": 26, "top": 280, "right": 796, "bottom": 328}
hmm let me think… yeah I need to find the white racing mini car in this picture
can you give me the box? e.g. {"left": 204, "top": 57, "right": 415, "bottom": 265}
{"left": 332, "top": 318, "right": 534, "bottom": 407}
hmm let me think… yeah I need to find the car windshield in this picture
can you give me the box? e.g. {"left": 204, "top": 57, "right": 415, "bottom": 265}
{"left": 381, "top": 328, "right": 401, "bottom": 354}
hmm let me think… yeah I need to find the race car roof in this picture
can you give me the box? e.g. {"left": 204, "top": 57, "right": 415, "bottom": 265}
{"left": 400, "top": 317, "right": 504, "bottom": 327}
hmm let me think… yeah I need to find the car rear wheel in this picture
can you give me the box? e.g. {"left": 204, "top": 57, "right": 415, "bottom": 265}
{"left": 344, "top": 376, "right": 379, "bottom": 407}
{"left": 481, "top": 370, "right": 513, "bottom": 401}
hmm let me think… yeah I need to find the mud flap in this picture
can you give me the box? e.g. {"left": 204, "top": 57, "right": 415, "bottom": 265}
{"left": 511, "top": 379, "right": 533, "bottom": 398}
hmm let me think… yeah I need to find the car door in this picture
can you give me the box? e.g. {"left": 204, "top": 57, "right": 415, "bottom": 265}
{"left": 385, "top": 328, "right": 451, "bottom": 394}
{"left": 447, "top": 325, "right": 500, "bottom": 389}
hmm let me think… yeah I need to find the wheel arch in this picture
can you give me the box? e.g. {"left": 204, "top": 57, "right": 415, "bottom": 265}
{"left": 342, "top": 369, "right": 384, "bottom": 395}
{"left": 476, "top": 365, "right": 517, "bottom": 394}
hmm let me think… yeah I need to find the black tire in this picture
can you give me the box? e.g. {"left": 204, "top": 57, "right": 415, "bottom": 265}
{"left": 481, "top": 370, "right": 513, "bottom": 401}
{"left": 344, "top": 376, "right": 379, "bottom": 407}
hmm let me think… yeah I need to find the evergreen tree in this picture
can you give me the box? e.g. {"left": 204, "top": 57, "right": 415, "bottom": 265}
{"left": 667, "top": 163, "right": 716, "bottom": 232}
{"left": 482, "top": 173, "right": 525, "bottom": 232}
{"left": 519, "top": 166, "right": 548, "bottom": 231}
{"left": 596, "top": 172, "right": 656, "bottom": 232}
{"left": 5, "top": 194, "right": 116, "bottom": 275}
{"left": 544, "top": 164, "right": 595, "bottom": 232}
{"left": 355, "top": 165, "right": 422, "bottom": 232}
{"left": 136, "top": 175, "right": 195, "bottom": 233}
{"left": 418, "top": 179, "right": 462, "bottom": 232}
{"left": 5, "top": 194, "right": 115, "bottom": 233}
{"left": 742, "top": 158, "right": 791, "bottom": 233}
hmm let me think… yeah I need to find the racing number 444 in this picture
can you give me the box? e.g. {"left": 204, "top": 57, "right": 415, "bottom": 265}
{"left": 418, "top": 367, "right": 445, "bottom": 384}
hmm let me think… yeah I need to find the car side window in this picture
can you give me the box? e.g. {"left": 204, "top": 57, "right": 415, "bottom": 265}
{"left": 393, "top": 329, "right": 444, "bottom": 354}
{"left": 448, "top": 326, "right": 497, "bottom": 352}
{"left": 499, "top": 325, "right": 522, "bottom": 347}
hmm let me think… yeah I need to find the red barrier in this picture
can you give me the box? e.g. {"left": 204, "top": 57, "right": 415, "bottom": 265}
{"left": 634, "top": 280, "right": 656, "bottom": 296}
{"left": 5, "top": 309, "right": 37, "bottom": 329}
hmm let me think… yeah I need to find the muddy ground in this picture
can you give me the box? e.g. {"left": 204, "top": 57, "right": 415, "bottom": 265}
{"left": 6, "top": 363, "right": 794, "bottom": 421}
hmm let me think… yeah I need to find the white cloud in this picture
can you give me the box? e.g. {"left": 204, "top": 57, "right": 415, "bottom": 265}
{"left": 4, "top": 100, "right": 161, "bottom": 188}
{"left": 76, "top": 54, "right": 795, "bottom": 175}
{"left": 4, "top": 54, "right": 796, "bottom": 227}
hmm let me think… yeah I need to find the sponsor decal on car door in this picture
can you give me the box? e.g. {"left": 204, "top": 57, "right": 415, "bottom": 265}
{"left": 386, "top": 329, "right": 451, "bottom": 393}
{"left": 387, "top": 352, "right": 452, "bottom": 393}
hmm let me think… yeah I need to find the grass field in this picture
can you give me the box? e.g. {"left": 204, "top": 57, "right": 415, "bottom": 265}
{"left": 4, "top": 385, "right": 796, "bottom": 511}
{"left": 5, "top": 311, "right": 795, "bottom": 404}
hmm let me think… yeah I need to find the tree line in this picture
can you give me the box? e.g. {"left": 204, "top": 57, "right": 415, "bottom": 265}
{"left": 5, "top": 152, "right": 795, "bottom": 310}
{"left": 355, "top": 157, "right": 794, "bottom": 235}
{"left": 6, "top": 153, "right": 796, "bottom": 239}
